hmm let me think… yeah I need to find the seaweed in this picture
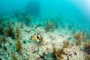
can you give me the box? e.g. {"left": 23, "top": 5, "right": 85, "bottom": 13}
{"left": 16, "top": 40, "right": 22, "bottom": 55}
{"left": 15, "top": 23, "right": 21, "bottom": 40}
{"left": 83, "top": 40, "right": 90, "bottom": 51}
{"left": 3, "top": 21, "right": 15, "bottom": 39}
{"left": 73, "top": 31, "right": 86, "bottom": 45}
{"left": 0, "top": 17, "right": 6, "bottom": 24}
{"left": 53, "top": 46, "right": 66, "bottom": 60}
{"left": 0, "top": 36, "right": 6, "bottom": 44}
{"left": 25, "top": 14, "right": 33, "bottom": 26}
{"left": 72, "top": 28, "right": 76, "bottom": 34}
{"left": 45, "top": 20, "right": 55, "bottom": 32}
{"left": 63, "top": 40, "right": 70, "bottom": 48}
{"left": 85, "top": 54, "right": 90, "bottom": 60}
{"left": 0, "top": 22, "right": 4, "bottom": 34}
{"left": 87, "top": 33, "right": 90, "bottom": 40}
{"left": 11, "top": 51, "right": 18, "bottom": 60}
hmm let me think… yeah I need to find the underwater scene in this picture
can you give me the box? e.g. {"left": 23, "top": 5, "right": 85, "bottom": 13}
{"left": 0, "top": 0, "right": 90, "bottom": 60}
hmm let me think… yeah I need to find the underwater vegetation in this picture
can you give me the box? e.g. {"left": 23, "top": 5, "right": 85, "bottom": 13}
{"left": 15, "top": 23, "right": 21, "bottom": 40}
{"left": 25, "top": 14, "right": 33, "bottom": 26}
{"left": 73, "top": 31, "right": 86, "bottom": 46}
{"left": 11, "top": 51, "right": 18, "bottom": 60}
{"left": 0, "top": 22, "right": 4, "bottom": 34}
{"left": 45, "top": 20, "right": 55, "bottom": 32}
{"left": 63, "top": 40, "right": 70, "bottom": 48}
{"left": 16, "top": 39, "right": 22, "bottom": 55}
{"left": 83, "top": 40, "right": 90, "bottom": 55}
{"left": 85, "top": 54, "right": 90, "bottom": 60}
{"left": 3, "top": 21, "right": 15, "bottom": 39}
{"left": 0, "top": 36, "right": 6, "bottom": 44}
{"left": 53, "top": 46, "right": 66, "bottom": 60}
{"left": 0, "top": 2, "right": 90, "bottom": 59}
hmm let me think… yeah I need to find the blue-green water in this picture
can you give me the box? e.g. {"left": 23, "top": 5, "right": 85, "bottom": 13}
{"left": 0, "top": 0, "right": 90, "bottom": 30}
{"left": 0, "top": 0, "right": 90, "bottom": 60}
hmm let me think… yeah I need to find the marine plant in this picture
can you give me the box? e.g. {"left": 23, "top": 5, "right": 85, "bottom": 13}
{"left": 73, "top": 31, "right": 86, "bottom": 45}
{"left": 0, "top": 36, "right": 6, "bottom": 44}
{"left": 63, "top": 40, "right": 70, "bottom": 48}
{"left": 53, "top": 46, "right": 66, "bottom": 60}
{"left": 3, "top": 21, "right": 15, "bottom": 39}
{"left": 83, "top": 40, "right": 90, "bottom": 52}
{"left": 25, "top": 14, "right": 33, "bottom": 26}
{"left": 11, "top": 51, "right": 18, "bottom": 60}
{"left": 45, "top": 20, "right": 55, "bottom": 32}
{"left": 84, "top": 54, "right": 90, "bottom": 60}
{"left": 88, "top": 33, "right": 90, "bottom": 40}
{"left": 16, "top": 39, "right": 22, "bottom": 55}
{"left": 83, "top": 29, "right": 87, "bottom": 36}
{"left": 0, "top": 22, "right": 4, "bottom": 34}
{"left": 72, "top": 28, "right": 76, "bottom": 34}
{"left": 0, "top": 17, "right": 6, "bottom": 24}
{"left": 15, "top": 23, "right": 21, "bottom": 40}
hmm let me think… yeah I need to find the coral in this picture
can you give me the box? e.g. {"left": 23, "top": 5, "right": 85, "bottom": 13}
{"left": 63, "top": 40, "right": 70, "bottom": 48}
{"left": 45, "top": 20, "right": 55, "bottom": 32}
{"left": 53, "top": 46, "right": 66, "bottom": 60}
{"left": 3, "top": 21, "right": 14, "bottom": 38}
{"left": 83, "top": 40, "right": 90, "bottom": 51}
{"left": 16, "top": 40, "right": 22, "bottom": 55}
{"left": 0, "top": 22, "right": 4, "bottom": 34}
{"left": 73, "top": 31, "right": 86, "bottom": 45}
